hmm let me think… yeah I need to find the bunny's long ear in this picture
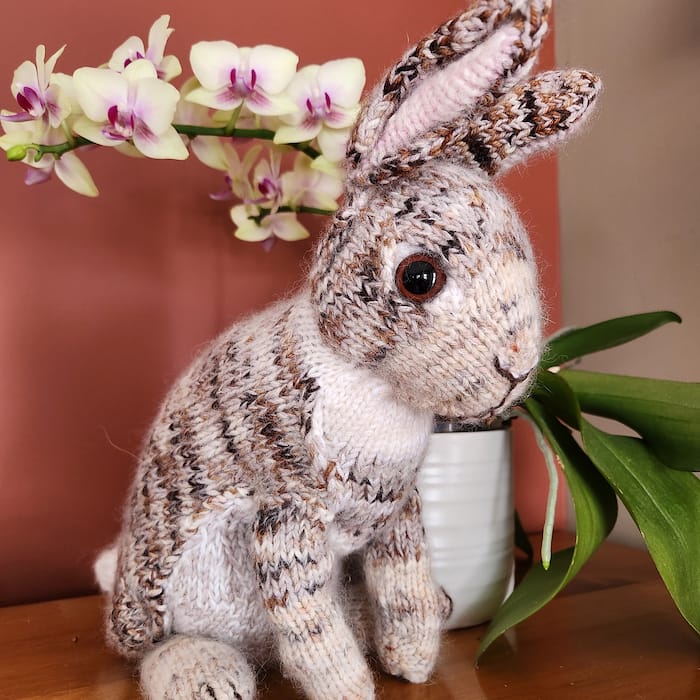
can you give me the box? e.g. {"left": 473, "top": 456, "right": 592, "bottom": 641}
{"left": 348, "top": 0, "right": 552, "bottom": 172}
{"left": 378, "top": 69, "right": 602, "bottom": 180}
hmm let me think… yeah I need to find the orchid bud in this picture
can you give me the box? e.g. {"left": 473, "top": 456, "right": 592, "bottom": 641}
{"left": 6, "top": 144, "right": 29, "bottom": 161}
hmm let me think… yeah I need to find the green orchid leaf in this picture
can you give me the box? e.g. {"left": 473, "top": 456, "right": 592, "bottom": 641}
{"left": 531, "top": 368, "right": 581, "bottom": 428}
{"left": 561, "top": 370, "right": 700, "bottom": 471}
{"left": 477, "top": 399, "right": 617, "bottom": 661}
{"left": 541, "top": 311, "right": 681, "bottom": 369}
{"left": 514, "top": 509, "right": 533, "bottom": 562}
{"left": 579, "top": 423, "right": 700, "bottom": 635}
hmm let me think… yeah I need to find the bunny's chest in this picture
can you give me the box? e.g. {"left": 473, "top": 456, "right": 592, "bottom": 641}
{"left": 309, "top": 366, "right": 433, "bottom": 549}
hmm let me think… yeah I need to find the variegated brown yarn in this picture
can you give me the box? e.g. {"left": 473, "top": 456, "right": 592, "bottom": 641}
{"left": 373, "top": 69, "right": 602, "bottom": 182}
{"left": 102, "top": 1, "right": 600, "bottom": 698}
{"left": 348, "top": 0, "right": 552, "bottom": 170}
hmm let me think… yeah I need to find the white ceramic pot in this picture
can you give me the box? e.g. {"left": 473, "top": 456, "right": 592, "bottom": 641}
{"left": 418, "top": 427, "right": 514, "bottom": 629}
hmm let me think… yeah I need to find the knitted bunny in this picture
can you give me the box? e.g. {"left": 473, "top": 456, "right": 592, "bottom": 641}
{"left": 103, "top": 1, "right": 600, "bottom": 698}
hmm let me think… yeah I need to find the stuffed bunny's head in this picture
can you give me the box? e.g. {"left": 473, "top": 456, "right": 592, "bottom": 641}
{"left": 311, "top": 0, "right": 601, "bottom": 423}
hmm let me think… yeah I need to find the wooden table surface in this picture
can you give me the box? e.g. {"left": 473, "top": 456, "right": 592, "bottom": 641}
{"left": 1, "top": 536, "right": 698, "bottom": 699}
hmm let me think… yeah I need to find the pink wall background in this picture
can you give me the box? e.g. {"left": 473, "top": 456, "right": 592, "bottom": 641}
{"left": 0, "top": 0, "right": 562, "bottom": 606}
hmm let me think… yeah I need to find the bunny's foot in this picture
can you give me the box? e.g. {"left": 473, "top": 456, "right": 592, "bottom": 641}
{"left": 140, "top": 635, "right": 256, "bottom": 700}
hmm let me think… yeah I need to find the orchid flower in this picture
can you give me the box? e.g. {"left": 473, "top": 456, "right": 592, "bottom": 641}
{"left": 274, "top": 58, "right": 365, "bottom": 161}
{"left": 72, "top": 60, "right": 188, "bottom": 159}
{"left": 247, "top": 149, "right": 286, "bottom": 210}
{"left": 0, "top": 25, "right": 355, "bottom": 233}
{"left": 1, "top": 45, "right": 72, "bottom": 128}
{"left": 309, "top": 153, "right": 345, "bottom": 178}
{"left": 0, "top": 117, "right": 98, "bottom": 196}
{"left": 283, "top": 153, "right": 343, "bottom": 211}
{"left": 174, "top": 77, "right": 212, "bottom": 127}
{"left": 108, "top": 15, "right": 182, "bottom": 82}
{"left": 187, "top": 42, "right": 298, "bottom": 117}
{"left": 230, "top": 148, "right": 310, "bottom": 242}
{"left": 190, "top": 136, "right": 262, "bottom": 200}
{"left": 232, "top": 207, "right": 309, "bottom": 243}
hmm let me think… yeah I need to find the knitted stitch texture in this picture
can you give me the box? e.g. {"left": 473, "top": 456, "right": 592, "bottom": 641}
{"left": 104, "top": 1, "right": 601, "bottom": 698}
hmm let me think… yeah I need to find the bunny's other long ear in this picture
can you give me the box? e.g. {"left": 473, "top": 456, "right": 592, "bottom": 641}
{"left": 348, "top": 0, "right": 552, "bottom": 172}
{"left": 377, "top": 69, "right": 602, "bottom": 180}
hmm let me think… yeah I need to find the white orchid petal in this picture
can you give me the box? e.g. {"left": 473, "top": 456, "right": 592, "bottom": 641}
{"left": 108, "top": 37, "right": 145, "bottom": 72}
{"left": 309, "top": 154, "right": 343, "bottom": 176}
{"left": 317, "top": 58, "right": 365, "bottom": 107}
{"left": 302, "top": 176, "right": 343, "bottom": 209}
{"left": 282, "top": 159, "right": 342, "bottom": 210}
{"left": 122, "top": 59, "right": 158, "bottom": 83}
{"left": 43, "top": 45, "right": 66, "bottom": 83}
{"left": 325, "top": 104, "right": 360, "bottom": 129}
{"left": 245, "top": 91, "right": 297, "bottom": 117}
{"left": 185, "top": 85, "right": 241, "bottom": 112}
{"left": 44, "top": 85, "right": 71, "bottom": 127}
{"left": 239, "top": 143, "right": 263, "bottom": 174}
{"left": 132, "top": 78, "right": 179, "bottom": 134}
{"left": 277, "top": 108, "right": 304, "bottom": 127}
{"left": 277, "top": 66, "right": 318, "bottom": 125}
{"left": 230, "top": 203, "right": 258, "bottom": 227}
{"left": 274, "top": 122, "right": 321, "bottom": 145}
{"left": 115, "top": 141, "right": 143, "bottom": 158}
{"left": 191, "top": 137, "right": 227, "bottom": 170}
{"left": 51, "top": 72, "right": 78, "bottom": 110}
{"left": 190, "top": 41, "right": 239, "bottom": 89}
{"left": 266, "top": 212, "right": 310, "bottom": 241}
{"left": 25, "top": 163, "right": 52, "bottom": 184}
{"left": 227, "top": 145, "right": 260, "bottom": 198}
{"left": 147, "top": 15, "right": 172, "bottom": 63}
{"left": 317, "top": 126, "right": 351, "bottom": 162}
{"left": 252, "top": 158, "right": 271, "bottom": 184}
{"left": 54, "top": 151, "right": 99, "bottom": 196}
{"left": 304, "top": 191, "right": 340, "bottom": 211}
{"left": 280, "top": 169, "right": 305, "bottom": 200}
{"left": 73, "top": 68, "right": 129, "bottom": 122}
{"left": 285, "top": 65, "right": 319, "bottom": 100}
{"left": 0, "top": 109, "right": 42, "bottom": 136}
{"left": 12, "top": 59, "right": 40, "bottom": 95}
{"left": 234, "top": 221, "right": 271, "bottom": 242}
{"left": 72, "top": 116, "right": 122, "bottom": 147}
{"left": 33, "top": 45, "right": 46, "bottom": 83}
{"left": 133, "top": 125, "right": 188, "bottom": 159}
{"left": 159, "top": 55, "right": 182, "bottom": 82}
{"left": 248, "top": 45, "right": 298, "bottom": 94}
{"left": 0, "top": 128, "right": 33, "bottom": 149}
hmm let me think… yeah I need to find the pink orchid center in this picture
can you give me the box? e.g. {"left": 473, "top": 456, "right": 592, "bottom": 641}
{"left": 105, "top": 104, "right": 138, "bottom": 141}
{"left": 303, "top": 90, "right": 334, "bottom": 125}
{"left": 16, "top": 86, "right": 44, "bottom": 116}
{"left": 257, "top": 175, "right": 281, "bottom": 201}
{"left": 228, "top": 67, "right": 258, "bottom": 99}
{"left": 123, "top": 52, "right": 145, "bottom": 70}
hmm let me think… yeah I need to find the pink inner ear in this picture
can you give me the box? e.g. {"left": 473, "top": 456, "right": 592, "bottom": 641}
{"left": 372, "top": 25, "right": 521, "bottom": 165}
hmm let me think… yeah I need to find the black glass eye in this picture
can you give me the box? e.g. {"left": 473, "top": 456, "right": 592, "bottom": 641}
{"left": 395, "top": 253, "right": 447, "bottom": 302}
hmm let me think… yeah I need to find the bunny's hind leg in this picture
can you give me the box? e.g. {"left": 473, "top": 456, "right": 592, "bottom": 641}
{"left": 140, "top": 634, "right": 256, "bottom": 700}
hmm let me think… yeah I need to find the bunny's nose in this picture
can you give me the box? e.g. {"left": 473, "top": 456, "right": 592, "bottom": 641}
{"left": 494, "top": 357, "right": 531, "bottom": 387}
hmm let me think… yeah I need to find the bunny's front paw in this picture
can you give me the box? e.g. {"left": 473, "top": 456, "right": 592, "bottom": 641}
{"left": 376, "top": 616, "right": 443, "bottom": 683}
{"left": 280, "top": 634, "right": 375, "bottom": 700}
{"left": 374, "top": 587, "right": 451, "bottom": 683}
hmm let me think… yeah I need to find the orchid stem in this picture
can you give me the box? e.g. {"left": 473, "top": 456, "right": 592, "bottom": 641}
{"left": 252, "top": 205, "right": 335, "bottom": 224}
{"left": 173, "top": 124, "right": 320, "bottom": 159}
{"left": 28, "top": 136, "right": 93, "bottom": 161}
{"left": 6, "top": 124, "right": 322, "bottom": 163}
{"left": 223, "top": 104, "right": 243, "bottom": 136}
